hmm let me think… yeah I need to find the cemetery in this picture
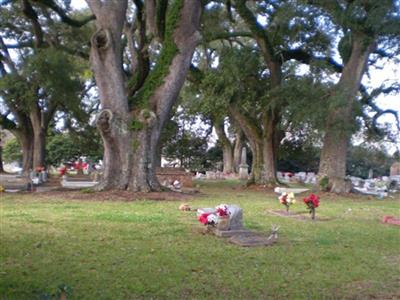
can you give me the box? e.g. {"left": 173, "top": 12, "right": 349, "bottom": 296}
{"left": 1, "top": 0, "right": 400, "bottom": 299}
{"left": 1, "top": 180, "right": 399, "bottom": 299}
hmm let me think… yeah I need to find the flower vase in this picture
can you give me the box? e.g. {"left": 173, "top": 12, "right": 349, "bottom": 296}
{"left": 217, "top": 216, "right": 230, "bottom": 231}
{"left": 311, "top": 208, "right": 315, "bottom": 220}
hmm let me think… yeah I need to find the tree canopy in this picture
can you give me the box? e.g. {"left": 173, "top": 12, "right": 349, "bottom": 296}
{"left": 0, "top": 0, "right": 399, "bottom": 192}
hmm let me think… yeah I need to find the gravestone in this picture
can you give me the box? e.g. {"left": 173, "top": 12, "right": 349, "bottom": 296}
{"left": 305, "top": 172, "right": 317, "bottom": 184}
{"left": 0, "top": 174, "right": 32, "bottom": 191}
{"left": 206, "top": 171, "right": 216, "bottom": 180}
{"left": 368, "top": 169, "right": 374, "bottom": 179}
{"left": 197, "top": 204, "right": 248, "bottom": 237}
{"left": 296, "top": 172, "right": 307, "bottom": 183}
{"left": 61, "top": 178, "right": 98, "bottom": 189}
{"left": 390, "top": 162, "right": 400, "bottom": 176}
{"left": 197, "top": 205, "right": 281, "bottom": 247}
{"left": 156, "top": 167, "right": 193, "bottom": 187}
{"left": 238, "top": 147, "right": 249, "bottom": 180}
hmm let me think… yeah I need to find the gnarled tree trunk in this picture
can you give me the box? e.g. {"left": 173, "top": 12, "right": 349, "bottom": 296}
{"left": 147, "top": 0, "right": 201, "bottom": 190}
{"left": 87, "top": 0, "right": 201, "bottom": 191}
{"left": 319, "top": 35, "right": 375, "bottom": 193}
{"left": 88, "top": 0, "right": 132, "bottom": 190}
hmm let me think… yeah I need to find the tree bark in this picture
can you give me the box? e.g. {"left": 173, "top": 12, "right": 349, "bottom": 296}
{"left": 233, "top": 126, "right": 243, "bottom": 173}
{"left": 9, "top": 113, "right": 34, "bottom": 174}
{"left": 88, "top": 0, "right": 132, "bottom": 190}
{"left": 21, "top": 134, "right": 34, "bottom": 173}
{"left": 233, "top": 0, "right": 283, "bottom": 184}
{"left": 13, "top": 129, "right": 33, "bottom": 174}
{"left": 214, "top": 120, "right": 233, "bottom": 174}
{"left": 319, "top": 35, "right": 376, "bottom": 193}
{"left": 261, "top": 112, "right": 279, "bottom": 184}
{"left": 30, "top": 107, "right": 47, "bottom": 169}
{"left": 32, "top": 127, "right": 45, "bottom": 169}
{"left": 147, "top": 0, "right": 201, "bottom": 190}
{"left": 0, "top": 145, "right": 4, "bottom": 173}
{"left": 88, "top": 0, "right": 201, "bottom": 191}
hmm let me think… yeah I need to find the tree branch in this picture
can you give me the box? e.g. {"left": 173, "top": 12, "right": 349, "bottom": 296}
{"left": 203, "top": 31, "right": 253, "bottom": 43}
{"left": 127, "top": 1, "right": 150, "bottom": 97}
{"left": 360, "top": 83, "right": 400, "bottom": 131}
{"left": 145, "top": 0, "right": 157, "bottom": 37}
{"left": 373, "top": 109, "right": 400, "bottom": 132}
{"left": 0, "top": 37, "right": 18, "bottom": 73}
{"left": 34, "top": 0, "right": 96, "bottom": 27}
{"left": 22, "top": 0, "right": 44, "bottom": 47}
{"left": 233, "top": 0, "right": 276, "bottom": 63}
{"left": 281, "top": 48, "right": 343, "bottom": 72}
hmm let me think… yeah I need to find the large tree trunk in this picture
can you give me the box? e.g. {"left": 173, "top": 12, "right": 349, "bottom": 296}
{"left": 21, "top": 135, "right": 33, "bottom": 173}
{"left": 88, "top": 0, "right": 201, "bottom": 191}
{"left": 30, "top": 108, "right": 47, "bottom": 169}
{"left": 250, "top": 140, "right": 265, "bottom": 184}
{"left": 261, "top": 112, "right": 279, "bottom": 184}
{"left": 13, "top": 130, "right": 33, "bottom": 174}
{"left": 229, "top": 104, "right": 280, "bottom": 185}
{"left": 214, "top": 120, "right": 233, "bottom": 174}
{"left": 88, "top": 0, "right": 132, "bottom": 190}
{"left": 10, "top": 115, "right": 34, "bottom": 174}
{"left": 32, "top": 127, "right": 46, "bottom": 169}
{"left": 0, "top": 145, "right": 4, "bottom": 173}
{"left": 233, "top": 127, "right": 243, "bottom": 173}
{"left": 146, "top": 0, "right": 201, "bottom": 190}
{"left": 319, "top": 35, "right": 376, "bottom": 193}
{"left": 222, "top": 145, "right": 234, "bottom": 174}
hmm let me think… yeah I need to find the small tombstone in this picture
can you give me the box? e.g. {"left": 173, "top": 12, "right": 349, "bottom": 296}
{"left": 368, "top": 169, "right": 374, "bottom": 179}
{"left": 390, "top": 162, "right": 400, "bottom": 176}
{"left": 296, "top": 172, "right": 307, "bottom": 182}
{"left": 197, "top": 204, "right": 247, "bottom": 237}
{"left": 197, "top": 205, "right": 280, "bottom": 247}
{"left": 207, "top": 171, "right": 216, "bottom": 180}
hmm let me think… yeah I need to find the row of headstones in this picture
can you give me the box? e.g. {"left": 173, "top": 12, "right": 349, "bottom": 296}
{"left": 348, "top": 175, "right": 400, "bottom": 194}
{"left": 277, "top": 172, "right": 317, "bottom": 184}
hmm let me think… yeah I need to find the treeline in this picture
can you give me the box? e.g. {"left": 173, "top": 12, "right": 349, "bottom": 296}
{"left": 1, "top": 0, "right": 399, "bottom": 192}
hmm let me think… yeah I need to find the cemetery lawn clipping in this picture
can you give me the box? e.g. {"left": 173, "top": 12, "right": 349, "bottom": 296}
{"left": 1, "top": 181, "right": 399, "bottom": 299}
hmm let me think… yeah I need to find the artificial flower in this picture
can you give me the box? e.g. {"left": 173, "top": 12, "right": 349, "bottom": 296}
{"left": 207, "top": 214, "right": 218, "bottom": 225}
{"left": 198, "top": 213, "right": 211, "bottom": 225}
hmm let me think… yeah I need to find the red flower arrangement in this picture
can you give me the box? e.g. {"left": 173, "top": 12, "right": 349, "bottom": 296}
{"left": 216, "top": 207, "right": 229, "bottom": 217}
{"left": 303, "top": 193, "right": 320, "bottom": 220}
{"left": 197, "top": 204, "right": 230, "bottom": 226}
{"left": 198, "top": 213, "right": 211, "bottom": 225}
{"left": 58, "top": 166, "right": 67, "bottom": 176}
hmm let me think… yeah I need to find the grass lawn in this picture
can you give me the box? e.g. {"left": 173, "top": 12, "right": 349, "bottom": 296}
{"left": 1, "top": 181, "right": 399, "bottom": 299}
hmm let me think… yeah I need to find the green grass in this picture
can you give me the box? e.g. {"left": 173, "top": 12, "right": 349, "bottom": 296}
{"left": 1, "top": 181, "right": 399, "bottom": 299}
